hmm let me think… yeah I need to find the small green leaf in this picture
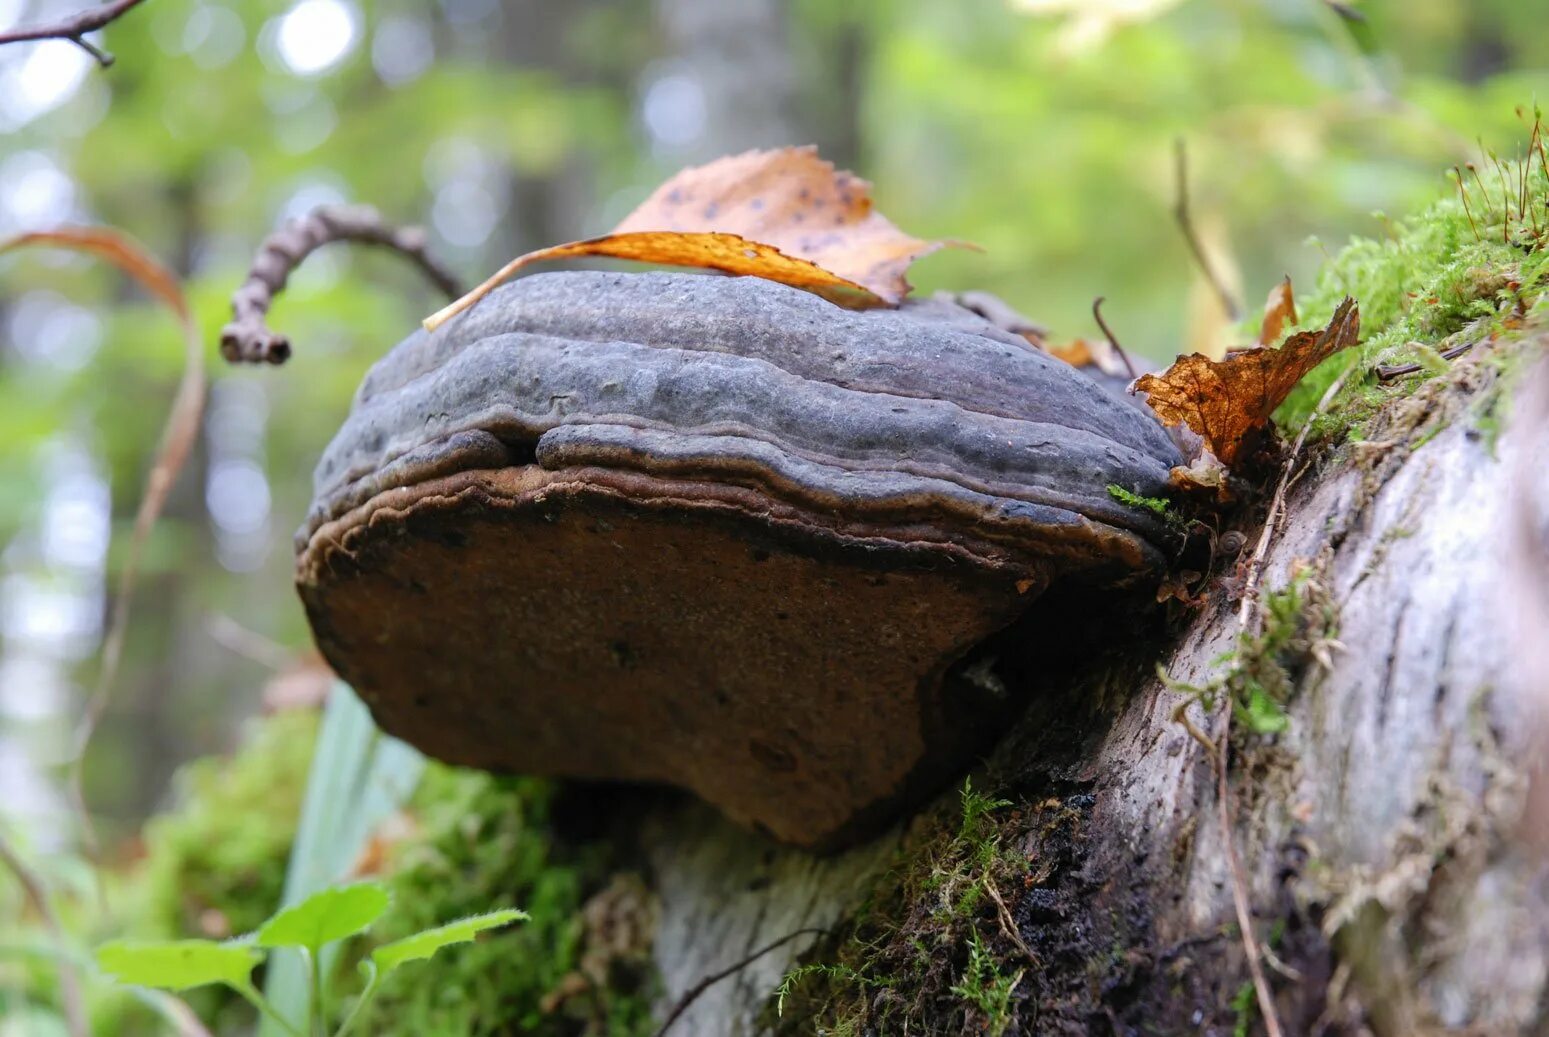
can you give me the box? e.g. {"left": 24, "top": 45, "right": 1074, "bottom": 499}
{"left": 370, "top": 910, "right": 528, "bottom": 977}
{"left": 255, "top": 883, "right": 390, "bottom": 952}
{"left": 1242, "top": 687, "right": 1290, "bottom": 735}
{"left": 96, "top": 939, "right": 262, "bottom": 992}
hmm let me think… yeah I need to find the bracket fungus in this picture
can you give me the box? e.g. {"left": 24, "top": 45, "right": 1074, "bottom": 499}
{"left": 296, "top": 272, "right": 1183, "bottom": 848}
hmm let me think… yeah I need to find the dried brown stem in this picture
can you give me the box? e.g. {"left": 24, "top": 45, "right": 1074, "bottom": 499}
{"left": 1172, "top": 137, "right": 1242, "bottom": 322}
{"left": 2, "top": 227, "right": 207, "bottom": 861}
{"left": 0, "top": 0, "right": 146, "bottom": 67}
{"left": 221, "top": 205, "right": 464, "bottom": 365}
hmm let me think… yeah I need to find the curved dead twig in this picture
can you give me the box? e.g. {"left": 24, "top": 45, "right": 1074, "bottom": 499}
{"left": 0, "top": 0, "right": 147, "bottom": 67}
{"left": 221, "top": 205, "right": 463, "bottom": 365}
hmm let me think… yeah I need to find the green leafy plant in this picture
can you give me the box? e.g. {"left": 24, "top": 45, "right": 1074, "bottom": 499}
{"left": 95, "top": 881, "right": 525, "bottom": 1037}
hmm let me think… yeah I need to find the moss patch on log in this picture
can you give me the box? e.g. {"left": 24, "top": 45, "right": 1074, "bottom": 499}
{"left": 1272, "top": 151, "right": 1548, "bottom": 447}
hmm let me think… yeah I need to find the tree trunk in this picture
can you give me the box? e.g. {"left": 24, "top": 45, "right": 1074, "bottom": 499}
{"left": 638, "top": 337, "right": 1549, "bottom": 1036}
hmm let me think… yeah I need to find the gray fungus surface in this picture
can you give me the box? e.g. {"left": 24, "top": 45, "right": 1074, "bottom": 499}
{"left": 297, "top": 271, "right": 1183, "bottom": 847}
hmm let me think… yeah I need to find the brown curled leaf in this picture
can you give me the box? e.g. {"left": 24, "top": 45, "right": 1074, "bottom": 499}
{"left": 1, "top": 227, "right": 207, "bottom": 851}
{"left": 426, "top": 146, "right": 944, "bottom": 330}
{"left": 1133, "top": 296, "right": 1359, "bottom": 466}
{"left": 1258, "top": 275, "right": 1298, "bottom": 347}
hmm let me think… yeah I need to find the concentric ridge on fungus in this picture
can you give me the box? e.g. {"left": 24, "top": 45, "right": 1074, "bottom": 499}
{"left": 296, "top": 271, "right": 1182, "bottom": 848}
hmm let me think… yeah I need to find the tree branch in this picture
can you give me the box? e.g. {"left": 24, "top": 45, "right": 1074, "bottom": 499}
{"left": 221, "top": 205, "right": 464, "bottom": 365}
{"left": 0, "top": 0, "right": 147, "bottom": 67}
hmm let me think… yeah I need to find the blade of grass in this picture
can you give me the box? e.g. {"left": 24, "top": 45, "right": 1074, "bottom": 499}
{"left": 259, "top": 683, "right": 423, "bottom": 1036}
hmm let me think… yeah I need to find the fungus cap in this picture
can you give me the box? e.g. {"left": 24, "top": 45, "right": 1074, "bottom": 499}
{"left": 296, "top": 272, "right": 1181, "bottom": 848}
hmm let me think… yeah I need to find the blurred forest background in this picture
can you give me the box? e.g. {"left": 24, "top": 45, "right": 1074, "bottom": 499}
{"left": 0, "top": 0, "right": 1546, "bottom": 856}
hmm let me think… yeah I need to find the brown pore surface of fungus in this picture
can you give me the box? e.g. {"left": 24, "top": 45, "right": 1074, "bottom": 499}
{"left": 296, "top": 271, "right": 1183, "bottom": 849}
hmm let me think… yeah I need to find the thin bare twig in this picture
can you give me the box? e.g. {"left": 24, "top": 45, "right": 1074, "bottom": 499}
{"left": 0, "top": 830, "right": 89, "bottom": 1037}
{"left": 1090, "top": 296, "right": 1140, "bottom": 381}
{"left": 1374, "top": 339, "right": 1477, "bottom": 381}
{"left": 1172, "top": 138, "right": 1242, "bottom": 322}
{"left": 652, "top": 928, "right": 829, "bottom": 1037}
{"left": 222, "top": 205, "right": 464, "bottom": 365}
{"left": 204, "top": 613, "right": 292, "bottom": 670}
{"left": 0, "top": 0, "right": 147, "bottom": 67}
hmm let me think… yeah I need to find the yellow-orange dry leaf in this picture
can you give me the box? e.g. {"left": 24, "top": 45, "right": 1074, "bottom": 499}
{"left": 1045, "top": 336, "right": 1138, "bottom": 380}
{"left": 1133, "top": 297, "right": 1359, "bottom": 466}
{"left": 426, "top": 146, "right": 942, "bottom": 330}
{"left": 1045, "top": 338, "right": 1095, "bottom": 368}
{"left": 1258, "top": 275, "right": 1298, "bottom": 347}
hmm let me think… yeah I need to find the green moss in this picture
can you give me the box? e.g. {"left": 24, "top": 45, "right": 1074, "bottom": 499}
{"left": 1271, "top": 149, "right": 1548, "bottom": 442}
{"left": 950, "top": 928, "right": 1022, "bottom": 1037}
{"left": 772, "top": 778, "right": 1039, "bottom": 1035}
{"left": 351, "top": 770, "right": 656, "bottom": 1037}
{"left": 1230, "top": 979, "right": 1257, "bottom": 1037}
{"left": 1107, "top": 484, "right": 1173, "bottom": 519}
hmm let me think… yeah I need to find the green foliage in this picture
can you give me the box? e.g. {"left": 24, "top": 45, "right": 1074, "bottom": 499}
{"left": 370, "top": 910, "right": 530, "bottom": 976}
{"left": 96, "top": 879, "right": 525, "bottom": 1037}
{"left": 949, "top": 929, "right": 1022, "bottom": 1037}
{"left": 96, "top": 939, "right": 262, "bottom": 992}
{"left": 79, "top": 708, "right": 654, "bottom": 1037}
{"left": 76, "top": 709, "right": 319, "bottom": 1035}
{"left": 261, "top": 683, "right": 425, "bottom": 1037}
{"left": 255, "top": 883, "right": 391, "bottom": 953}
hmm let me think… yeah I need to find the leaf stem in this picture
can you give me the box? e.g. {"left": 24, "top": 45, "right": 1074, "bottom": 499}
{"left": 234, "top": 981, "right": 306, "bottom": 1037}
{"left": 309, "top": 946, "right": 328, "bottom": 1036}
{"left": 334, "top": 962, "right": 379, "bottom": 1037}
